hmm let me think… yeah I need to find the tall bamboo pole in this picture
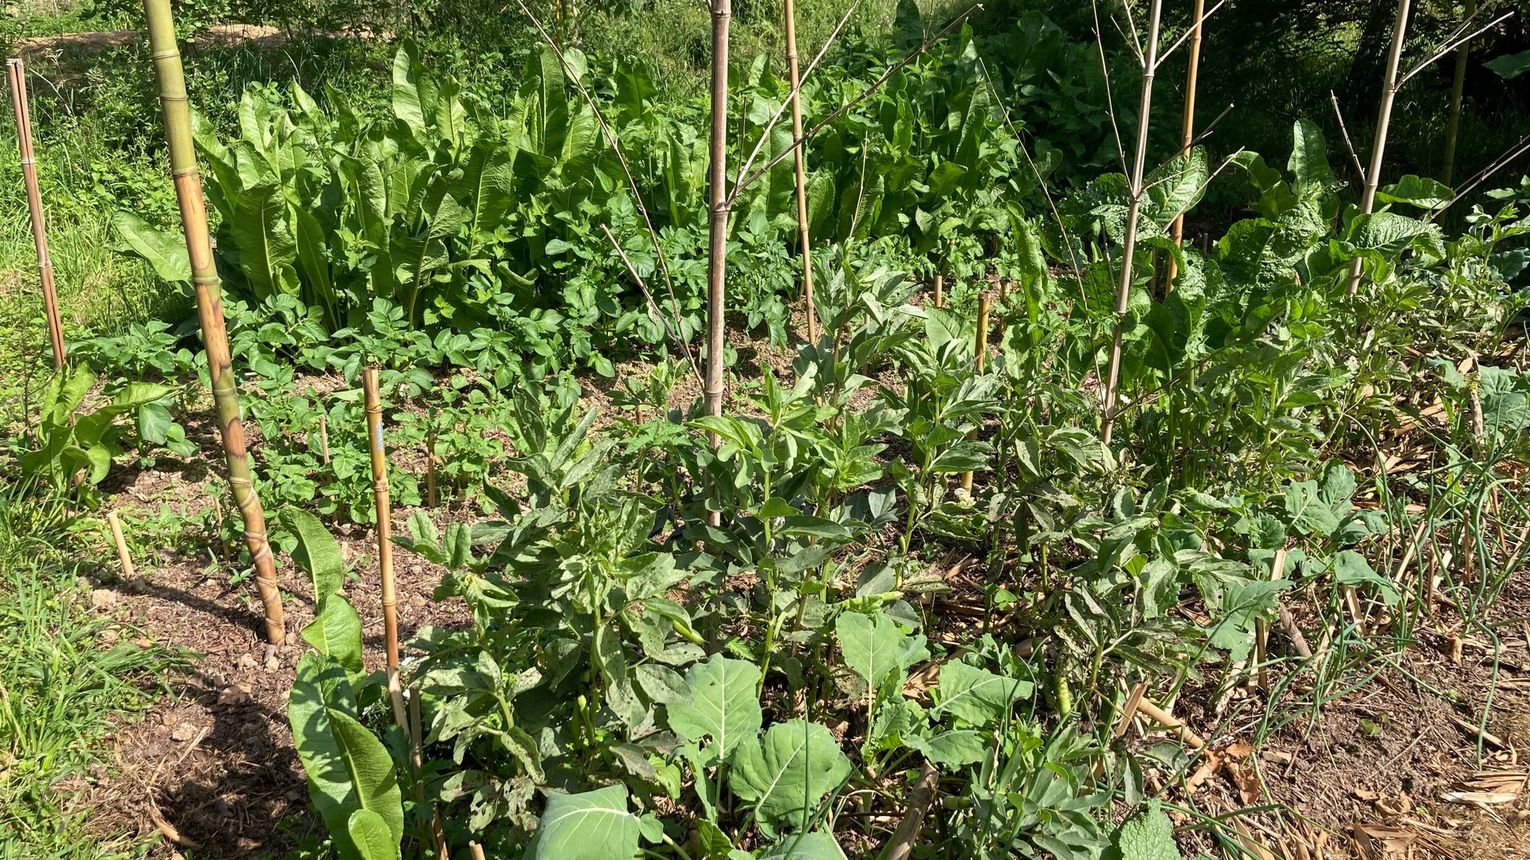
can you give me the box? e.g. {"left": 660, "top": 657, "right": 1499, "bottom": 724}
{"left": 1443, "top": 0, "right": 1475, "bottom": 186}
{"left": 705, "top": 0, "right": 732, "bottom": 526}
{"left": 960, "top": 292, "right": 992, "bottom": 494}
{"left": 1101, "top": 0, "right": 1165, "bottom": 448}
{"left": 362, "top": 366, "right": 409, "bottom": 736}
{"left": 7, "top": 59, "right": 65, "bottom": 370}
{"left": 1348, "top": 0, "right": 1413, "bottom": 296}
{"left": 1165, "top": 0, "right": 1206, "bottom": 288}
{"left": 143, "top": 0, "right": 285, "bottom": 645}
{"left": 783, "top": 0, "right": 817, "bottom": 344}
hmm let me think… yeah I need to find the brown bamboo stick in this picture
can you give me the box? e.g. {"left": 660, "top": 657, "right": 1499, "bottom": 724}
{"left": 880, "top": 761, "right": 938, "bottom": 860}
{"left": 1102, "top": 0, "right": 1165, "bottom": 447}
{"left": 107, "top": 510, "right": 135, "bottom": 579}
{"left": 6, "top": 58, "right": 65, "bottom": 370}
{"left": 1136, "top": 695, "right": 1206, "bottom": 749}
{"left": 704, "top": 0, "right": 733, "bottom": 527}
{"left": 1255, "top": 547, "right": 1288, "bottom": 690}
{"left": 143, "top": 0, "right": 284, "bottom": 645}
{"left": 318, "top": 412, "right": 330, "bottom": 464}
{"left": 933, "top": 272, "right": 944, "bottom": 308}
{"left": 961, "top": 292, "right": 992, "bottom": 494}
{"left": 1348, "top": 0, "right": 1413, "bottom": 296}
{"left": 783, "top": 0, "right": 817, "bottom": 344}
{"left": 1442, "top": 0, "right": 1476, "bottom": 186}
{"left": 1165, "top": 0, "right": 1206, "bottom": 289}
{"left": 362, "top": 366, "right": 409, "bottom": 738}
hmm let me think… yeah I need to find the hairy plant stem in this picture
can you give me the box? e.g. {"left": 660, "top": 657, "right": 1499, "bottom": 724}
{"left": 143, "top": 0, "right": 285, "bottom": 644}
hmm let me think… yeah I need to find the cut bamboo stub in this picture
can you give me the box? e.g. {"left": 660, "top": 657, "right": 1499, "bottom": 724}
{"left": 143, "top": 0, "right": 284, "bottom": 645}
{"left": 882, "top": 761, "right": 938, "bottom": 860}
{"left": 933, "top": 272, "right": 944, "bottom": 308}
{"left": 960, "top": 292, "right": 992, "bottom": 494}
{"left": 783, "top": 0, "right": 817, "bottom": 345}
{"left": 1135, "top": 695, "right": 1206, "bottom": 749}
{"left": 107, "top": 511, "right": 135, "bottom": 578}
{"left": 6, "top": 58, "right": 66, "bottom": 370}
{"left": 362, "top": 366, "right": 410, "bottom": 738}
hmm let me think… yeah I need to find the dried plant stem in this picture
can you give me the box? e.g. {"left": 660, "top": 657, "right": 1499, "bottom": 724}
{"left": 425, "top": 426, "right": 439, "bottom": 508}
{"left": 1136, "top": 695, "right": 1206, "bottom": 749}
{"left": 1347, "top": 0, "right": 1412, "bottom": 296}
{"left": 1443, "top": 0, "right": 1475, "bottom": 185}
{"left": 6, "top": 59, "right": 64, "bottom": 370}
{"left": 143, "top": 0, "right": 284, "bottom": 645}
{"left": 1101, "top": 0, "right": 1164, "bottom": 448}
{"left": 783, "top": 0, "right": 817, "bottom": 344}
{"left": 961, "top": 292, "right": 992, "bottom": 494}
{"left": 362, "top": 366, "right": 409, "bottom": 738}
{"left": 705, "top": 0, "right": 732, "bottom": 527}
{"left": 880, "top": 761, "right": 938, "bottom": 860}
{"left": 107, "top": 511, "right": 135, "bottom": 578}
{"left": 1165, "top": 0, "right": 1206, "bottom": 288}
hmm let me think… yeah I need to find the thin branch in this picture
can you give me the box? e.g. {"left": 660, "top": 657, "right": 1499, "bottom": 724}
{"left": 601, "top": 224, "right": 703, "bottom": 385}
{"left": 1118, "top": 0, "right": 1145, "bottom": 63}
{"left": 1155, "top": 0, "right": 1231, "bottom": 67}
{"left": 731, "top": 0, "right": 862, "bottom": 188}
{"left": 1400, "top": 10, "right": 1514, "bottom": 85}
{"left": 1189, "top": 101, "right": 1234, "bottom": 148}
{"left": 1093, "top": 0, "right": 1129, "bottom": 175}
{"left": 727, "top": 2, "right": 982, "bottom": 204}
{"left": 1330, "top": 91, "right": 1367, "bottom": 184}
{"left": 1427, "top": 132, "right": 1530, "bottom": 222}
{"left": 512, "top": 0, "right": 692, "bottom": 352}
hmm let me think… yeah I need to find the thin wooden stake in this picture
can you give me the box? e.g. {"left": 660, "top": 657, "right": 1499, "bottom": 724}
{"left": 1255, "top": 548, "right": 1289, "bottom": 690}
{"left": 1443, "top": 0, "right": 1475, "bottom": 185}
{"left": 425, "top": 425, "right": 439, "bottom": 508}
{"left": 143, "top": 0, "right": 284, "bottom": 645}
{"left": 362, "top": 366, "right": 409, "bottom": 739}
{"left": 1165, "top": 0, "right": 1206, "bottom": 289}
{"left": 1347, "top": 0, "right": 1413, "bottom": 296}
{"left": 6, "top": 58, "right": 65, "bottom": 370}
{"left": 783, "top": 0, "right": 817, "bottom": 344}
{"left": 933, "top": 272, "right": 944, "bottom": 308}
{"left": 318, "top": 413, "right": 330, "bottom": 464}
{"left": 107, "top": 511, "right": 135, "bottom": 579}
{"left": 1102, "top": 0, "right": 1165, "bottom": 447}
{"left": 880, "top": 761, "right": 938, "bottom": 860}
{"left": 704, "top": 0, "right": 733, "bottom": 528}
{"left": 961, "top": 292, "right": 992, "bottom": 494}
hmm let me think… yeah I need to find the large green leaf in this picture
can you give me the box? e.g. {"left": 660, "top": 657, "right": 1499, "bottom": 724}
{"left": 759, "top": 832, "right": 849, "bottom": 860}
{"left": 666, "top": 654, "right": 762, "bottom": 758}
{"left": 526, "top": 785, "right": 644, "bottom": 860}
{"left": 281, "top": 510, "right": 363, "bottom": 673}
{"left": 932, "top": 661, "right": 1031, "bottom": 728}
{"left": 112, "top": 211, "right": 191, "bottom": 283}
{"left": 288, "top": 654, "right": 403, "bottom": 860}
{"left": 1288, "top": 119, "right": 1332, "bottom": 188}
{"left": 834, "top": 611, "right": 926, "bottom": 692}
{"left": 729, "top": 720, "right": 851, "bottom": 835}
{"left": 346, "top": 809, "right": 401, "bottom": 860}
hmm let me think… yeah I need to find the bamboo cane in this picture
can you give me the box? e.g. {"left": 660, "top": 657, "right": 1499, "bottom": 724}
{"left": 960, "top": 292, "right": 992, "bottom": 494}
{"left": 1101, "top": 0, "right": 1165, "bottom": 448}
{"left": 107, "top": 510, "right": 135, "bottom": 579}
{"left": 1347, "top": 0, "right": 1413, "bottom": 296}
{"left": 362, "top": 366, "right": 410, "bottom": 738}
{"left": 705, "top": 0, "right": 733, "bottom": 527}
{"left": 933, "top": 272, "right": 944, "bottom": 308}
{"left": 143, "top": 0, "right": 284, "bottom": 645}
{"left": 6, "top": 58, "right": 65, "bottom": 370}
{"left": 783, "top": 0, "right": 817, "bottom": 344}
{"left": 1442, "top": 0, "right": 1475, "bottom": 186}
{"left": 1165, "top": 0, "right": 1206, "bottom": 289}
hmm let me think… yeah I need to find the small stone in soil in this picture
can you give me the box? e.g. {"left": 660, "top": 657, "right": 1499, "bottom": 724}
{"left": 237, "top": 653, "right": 258, "bottom": 671}
{"left": 170, "top": 723, "right": 200, "bottom": 742}
{"left": 90, "top": 589, "right": 117, "bottom": 610}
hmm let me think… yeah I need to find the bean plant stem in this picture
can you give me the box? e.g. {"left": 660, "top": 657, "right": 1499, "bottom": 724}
{"left": 6, "top": 59, "right": 65, "bottom": 370}
{"left": 1347, "top": 0, "right": 1412, "bottom": 296}
{"left": 1165, "top": 0, "right": 1206, "bottom": 288}
{"left": 1102, "top": 0, "right": 1164, "bottom": 448}
{"left": 143, "top": 0, "right": 285, "bottom": 645}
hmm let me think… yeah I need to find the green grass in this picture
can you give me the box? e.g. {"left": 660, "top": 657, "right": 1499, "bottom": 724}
{"left": 0, "top": 485, "right": 176, "bottom": 858}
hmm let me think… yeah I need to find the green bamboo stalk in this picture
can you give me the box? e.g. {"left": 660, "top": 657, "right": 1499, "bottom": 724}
{"left": 143, "top": 0, "right": 285, "bottom": 645}
{"left": 1443, "top": 0, "right": 1475, "bottom": 186}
